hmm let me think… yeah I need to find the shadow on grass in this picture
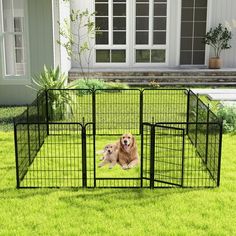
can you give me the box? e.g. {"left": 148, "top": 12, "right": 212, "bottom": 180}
{"left": 58, "top": 188, "right": 207, "bottom": 209}
{"left": 0, "top": 188, "right": 59, "bottom": 199}
{"left": 0, "top": 186, "right": 207, "bottom": 202}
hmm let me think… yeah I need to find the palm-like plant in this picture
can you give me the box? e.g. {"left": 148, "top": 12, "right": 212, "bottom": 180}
{"left": 30, "top": 65, "right": 72, "bottom": 120}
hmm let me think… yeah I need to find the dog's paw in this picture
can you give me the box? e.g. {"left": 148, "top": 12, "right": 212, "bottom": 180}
{"left": 128, "top": 164, "right": 135, "bottom": 169}
{"left": 122, "top": 165, "right": 129, "bottom": 170}
{"left": 98, "top": 164, "right": 103, "bottom": 168}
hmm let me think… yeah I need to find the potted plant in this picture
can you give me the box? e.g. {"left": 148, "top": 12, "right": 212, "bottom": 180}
{"left": 203, "top": 23, "right": 232, "bottom": 69}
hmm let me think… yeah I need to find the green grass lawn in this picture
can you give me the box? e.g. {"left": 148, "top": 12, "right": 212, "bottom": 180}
{"left": 0, "top": 105, "right": 236, "bottom": 235}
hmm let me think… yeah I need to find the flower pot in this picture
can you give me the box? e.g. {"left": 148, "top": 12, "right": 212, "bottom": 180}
{"left": 208, "top": 57, "right": 222, "bottom": 69}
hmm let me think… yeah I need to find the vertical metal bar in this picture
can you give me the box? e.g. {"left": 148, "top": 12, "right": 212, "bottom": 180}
{"left": 27, "top": 106, "right": 31, "bottom": 165}
{"left": 181, "top": 129, "right": 185, "bottom": 187}
{"left": 205, "top": 105, "right": 210, "bottom": 165}
{"left": 92, "top": 89, "right": 96, "bottom": 135}
{"left": 140, "top": 123, "right": 144, "bottom": 187}
{"left": 150, "top": 125, "right": 155, "bottom": 189}
{"left": 14, "top": 124, "right": 20, "bottom": 188}
{"left": 45, "top": 90, "right": 49, "bottom": 135}
{"left": 37, "top": 94, "right": 41, "bottom": 148}
{"left": 140, "top": 90, "right": 143, "bottom": 135}
{"left": 93, "top": 122, "right": 96, "bottom": 188}
{"left": 186, "top": 90, "right": 190, "bottom": 135}
{"left": 82, "top": 125, "right": 87, "bottom": 188}
{"left": 195, "top": 95, "right": 199, "bottom": 147}
{"left": 92, "top": 89, "right": 96, "bottom": 187}
{"left": 217, "top": 121, "right": 223, "bottom": 187}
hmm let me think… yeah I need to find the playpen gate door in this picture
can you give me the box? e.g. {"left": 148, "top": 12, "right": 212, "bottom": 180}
{"left": 152, "top": 125, "right": 185, "bottom": 187}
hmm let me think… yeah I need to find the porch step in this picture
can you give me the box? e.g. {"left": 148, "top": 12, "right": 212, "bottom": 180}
{"left": 68, "top": 70, "right": 236, "bottom": 86}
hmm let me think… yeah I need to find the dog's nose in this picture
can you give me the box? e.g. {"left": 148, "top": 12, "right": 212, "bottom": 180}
{"left": 124, "top": 140, "right": 127, "bottom": 144}
{"left": 108, "top": 150, "right": 111, "bottom": 153}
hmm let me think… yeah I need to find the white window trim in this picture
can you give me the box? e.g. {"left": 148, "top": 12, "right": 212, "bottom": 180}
{"left": 0, "top": 0, "right": 30, "bottom": 84}
{"left": 93, "top": 0, "right": 129, "bottom": 66}
{"left": 92, "top": 0, "right": 169, "bottom": 68}
{"left": 133, "top": 0, "right": 169, "bottom": 67}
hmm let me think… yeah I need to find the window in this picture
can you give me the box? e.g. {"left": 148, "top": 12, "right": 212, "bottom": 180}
{"left": 135, "top": 0, "right": 167, "bottom": 63}
{"left": 180, "top": 0, "right": 207, "bottom": 65}
{"left": 95, "top": 0, "right": 127, "bottom": 63}
{"left": 1, "top": 0, "right": 26, "bottom": 76}
{"left": 95, "top": 0, "right": 168, "bottom": 65}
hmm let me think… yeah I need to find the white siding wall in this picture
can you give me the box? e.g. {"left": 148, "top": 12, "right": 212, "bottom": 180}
{"left": 169, "top": 0, "right": 181, "bottom": 67}
{"left": 209, "top": 0, "right": 236, "bottom": 67}
{"left": 59, "top": 0, "right": 71, "bottom": 74}
{"left": 70, "top": 0, "right": 93, "bottom": 70}
{"left": 52, "top": 0, "right": 71, "bottom": 74}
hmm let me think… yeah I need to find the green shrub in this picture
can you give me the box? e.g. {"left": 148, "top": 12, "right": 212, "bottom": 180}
{"left": 68, "top": 79, "right": 129, "bottom": 94}
{"left": 105, "top": 82, "right": 129, "bottom": 90}
{"left": 68, "top": 78, "right": 107, "bottom": 90}
{"left": 217, "top": 105, "right": 236, "bottom": 133}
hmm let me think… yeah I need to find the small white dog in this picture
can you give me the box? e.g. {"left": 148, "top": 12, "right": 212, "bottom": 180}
{"left": 97, "top": 144, "right": 118, "bottom": 169}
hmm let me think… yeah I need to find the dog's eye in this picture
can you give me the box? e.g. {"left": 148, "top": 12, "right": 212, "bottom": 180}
{"left": 128, "top": 136, "right": 131, "bottom": 139}
{"left": 123, "top": 136, "right": 125, "bottom": 139}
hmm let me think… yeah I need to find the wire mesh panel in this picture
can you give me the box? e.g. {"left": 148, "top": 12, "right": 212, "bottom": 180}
{"left": 95, "top": 89, "right": 141, "bottom": 135}
{"left": 143, "top": 89, "right": 187, "bottom": 129}
{"left": 153, "top": 125, "right": 184, "bottom": 187}
{"left": 15, "top": 124, "right": 30, "bottom": 185}
{"left": 207, "top": 123, "right": 222, "bottom": 186}
{"left": 16, "top": 123, "right": 95, "bottom": 188}
{"left": 188, "top": 90, "right": 198, "bottom": 144}
{"left": 142, "top": 122, "right": 220, "bottom": 188}
{"left": 183, "top": 125, "right": 218, "bottom": 188}
{"left": 84, "top": 123, "right": 96, "bottom": 188}
{"left": 47, "top": 89, "right": 93, "bottom": 124}
{"left": 141, "top": 124, "right": 152, "bottom": 187}
{"left": 194, "top": 99, "right": 208, "bottom": 162}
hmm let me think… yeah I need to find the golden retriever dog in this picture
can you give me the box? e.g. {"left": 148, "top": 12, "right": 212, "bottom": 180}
{"left": 117, "top": 133, "right": 139, "bottom": 170}
{"left": 98, "top": 144, "right": 118, "bottom": 169}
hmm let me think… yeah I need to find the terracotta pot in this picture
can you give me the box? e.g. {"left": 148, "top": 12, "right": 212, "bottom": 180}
{"left": 208, "top": 57, "right": 222, "bottom": 69}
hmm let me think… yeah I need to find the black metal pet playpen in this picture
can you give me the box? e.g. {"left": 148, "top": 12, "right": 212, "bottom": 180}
{"left": 14, "top": 89, "right": 223, "bottom": 188}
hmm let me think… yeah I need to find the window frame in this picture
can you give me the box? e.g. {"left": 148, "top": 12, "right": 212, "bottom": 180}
{"left": 93, "top": 0, "right": 169, "bottom": 67}
{"left": 133, "top": 0, "right": 169, "bottom": 66}
{"left": 0, "top": 0, "right": 30, "bottom": 83}
{"left": 94, "top": 0, "right": 129, "bottom": 66}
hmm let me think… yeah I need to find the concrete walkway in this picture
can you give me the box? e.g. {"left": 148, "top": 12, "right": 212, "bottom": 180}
{"left": 191, "top": 89, "right": 236, "bottom": 101}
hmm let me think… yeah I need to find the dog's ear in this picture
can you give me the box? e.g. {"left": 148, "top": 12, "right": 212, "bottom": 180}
{"left": 96, "top": 149, "right": 105, "bottom": 155}
{"left": 120, "top": 137, "right": 122, "bottom": 145}
{"left": 119, "top": 137, "right": 125, "bottom": 151}
{"left": 131, "top": 136, "right": 137, "bottom": 149}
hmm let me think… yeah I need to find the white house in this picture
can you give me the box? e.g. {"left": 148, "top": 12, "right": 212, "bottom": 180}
{"left": 0, "top": 0, "right": 236, "bottom": 105}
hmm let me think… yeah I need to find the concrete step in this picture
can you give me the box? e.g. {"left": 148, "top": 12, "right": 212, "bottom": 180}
{"left": 68, "top": 70, "right": 236, "bottom": 86}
